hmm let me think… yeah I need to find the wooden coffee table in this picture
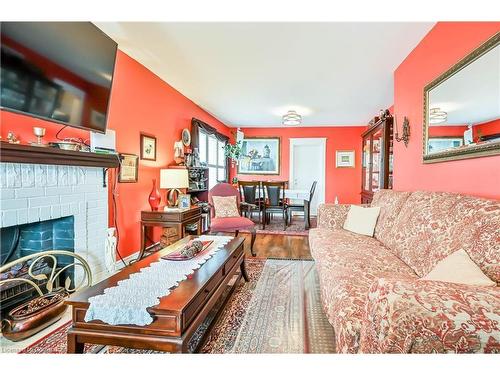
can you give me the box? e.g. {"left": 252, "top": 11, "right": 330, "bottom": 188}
{"left": 65, "top": 236, "right": 247, "bottom": 353}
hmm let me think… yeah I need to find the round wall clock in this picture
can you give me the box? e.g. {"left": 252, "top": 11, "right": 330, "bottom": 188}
{"left": 182, "top": 128, "right": 191, "bottom": 146}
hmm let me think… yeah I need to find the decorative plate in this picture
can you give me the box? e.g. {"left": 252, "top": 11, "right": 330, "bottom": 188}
{"left": 182, "top": 128, "right": 191, "bottom": 146}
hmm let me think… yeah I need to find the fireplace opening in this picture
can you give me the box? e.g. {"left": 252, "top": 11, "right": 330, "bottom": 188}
{"left": 0, "top": 216, "right": 75, "bottom": 319}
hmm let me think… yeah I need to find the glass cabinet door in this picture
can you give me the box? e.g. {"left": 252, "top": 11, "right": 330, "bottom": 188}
{"left": 362, "top": 136, "right": 371, "bottom": 192}
{"left": 371, "top": 127, "right": 384, "bottom": 192}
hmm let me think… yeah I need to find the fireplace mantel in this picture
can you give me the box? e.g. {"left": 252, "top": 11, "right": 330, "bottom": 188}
{"left": 0, "top": 143, "right": 119, "bottom": 168}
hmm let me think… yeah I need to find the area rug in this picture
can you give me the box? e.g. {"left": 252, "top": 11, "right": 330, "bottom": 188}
{"left": 19, "top": 258, "right": 334, "bottom": 354}
{"left": 241, "top": 216, "right": 317, "bottom": 236}
{"left": 231, "top": 259, "right": 335, "bottom": 353}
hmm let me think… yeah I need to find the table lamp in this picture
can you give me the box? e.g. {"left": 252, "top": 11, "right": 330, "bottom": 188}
{"left": 160, "top": 168, "right": 189, "bottom": 208}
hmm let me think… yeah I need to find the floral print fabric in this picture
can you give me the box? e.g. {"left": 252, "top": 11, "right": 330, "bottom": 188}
{"left": 311, "top": 191, "right": 500, "bottom": 354}
{"left": 370, "top": 190, "right": 411, "bottom": 250}
{"left": 360, "top": 278, "right": 500, "bottom": 353}
{"left": 212, "top": 195, "right": 240, "bottom": 218}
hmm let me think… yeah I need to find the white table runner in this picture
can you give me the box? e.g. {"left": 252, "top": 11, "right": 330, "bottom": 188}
{"left": 84, "top": 235, "right": 233, "bottom": 326}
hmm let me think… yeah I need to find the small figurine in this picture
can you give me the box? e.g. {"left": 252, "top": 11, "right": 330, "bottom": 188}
{"left": 6, "top": 131, "right": 20, "bottom": 144}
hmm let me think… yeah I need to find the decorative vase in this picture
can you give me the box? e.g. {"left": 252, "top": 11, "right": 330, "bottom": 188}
{"left": 148, "top": 178, "right": 161, "bottom": 211}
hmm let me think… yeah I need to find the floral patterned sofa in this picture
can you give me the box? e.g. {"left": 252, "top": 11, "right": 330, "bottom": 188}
{"left": 309, "top": 190, "right": 500, "bottom": 353}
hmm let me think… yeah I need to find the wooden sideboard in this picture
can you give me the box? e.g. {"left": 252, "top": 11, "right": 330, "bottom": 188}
{"left": 137, "top": 206, "right": 202, "bottom": 262}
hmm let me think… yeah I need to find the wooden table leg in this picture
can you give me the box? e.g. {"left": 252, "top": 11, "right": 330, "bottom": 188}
{"left": 240, "top": 258, "right": 249, "bottom": 282}
{"left": 67, "top": 331, "right": 84, "bottom": 353}
{"left": 197, "top": 217, "right": 202, "bottom": 235}
{"left": 304, "top": 200, "right": 311, "bottom": 230}
{"left": 134, "top": 223, "right": 147, "bottom": 263}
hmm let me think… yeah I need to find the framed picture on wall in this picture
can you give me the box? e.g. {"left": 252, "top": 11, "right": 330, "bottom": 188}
{"left": 140, "top": 133, "right": 157, "bottom": 161}
{"left": 237, "top": 137, "right": 280, "bottom": 175}
{"left": 118, "top": 153, "right": 139, "bottom": 183}
{"left": 336, "top": 150, "right": 355, "bottom": 168}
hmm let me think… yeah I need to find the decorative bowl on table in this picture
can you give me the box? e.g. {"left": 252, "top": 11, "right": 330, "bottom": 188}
{"left": 162, "top": 240, "right": 213, "bottom": 261}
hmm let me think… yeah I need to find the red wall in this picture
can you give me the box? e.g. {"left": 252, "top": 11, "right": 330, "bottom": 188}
{"left": 1, "top": 50, "right": 230, "bottom": 259}
{"left": 393, "top": 22, "right": 500, "bottom": 200}
{"left": 474, "top": 118, "right": 500, "bottom": 139}
{"left": 232, "top": 126, "right": 365, "bottom": 204}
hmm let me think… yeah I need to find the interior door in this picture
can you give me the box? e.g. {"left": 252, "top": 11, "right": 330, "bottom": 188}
{"left": 290, "top": 139, "right": 326, "bottom": 215}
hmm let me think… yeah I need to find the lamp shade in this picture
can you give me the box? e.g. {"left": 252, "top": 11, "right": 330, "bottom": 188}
{"left": 160, "top": 168, "right": 189, "bottom": 189}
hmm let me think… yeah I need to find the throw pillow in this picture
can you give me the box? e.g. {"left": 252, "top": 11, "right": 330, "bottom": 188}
{"left": 212, "top": 195, "right": 240, "bottom": 218}
{"left": 343, "top": 205, "right": 381, "bottom": 236}
{"left": 421, "top": 249, "right": 496, "bottom": 287}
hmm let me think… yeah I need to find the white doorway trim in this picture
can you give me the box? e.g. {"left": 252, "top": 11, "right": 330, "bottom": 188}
{"left": 289, "top": 138, "right": 326, "bottom": 215}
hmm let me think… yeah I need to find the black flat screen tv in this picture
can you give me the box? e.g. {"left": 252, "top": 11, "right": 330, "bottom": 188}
{"left": 1, "top": 22, "right": 117, "bottom": 133}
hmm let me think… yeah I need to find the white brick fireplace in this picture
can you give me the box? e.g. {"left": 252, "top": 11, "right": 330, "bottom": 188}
{"left": 0, "top": 162, "right": 110, "bottom": 282}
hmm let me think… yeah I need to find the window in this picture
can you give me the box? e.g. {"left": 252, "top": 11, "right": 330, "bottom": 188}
{"left": 198, "top": 129, "right": 227, "bottom": 189}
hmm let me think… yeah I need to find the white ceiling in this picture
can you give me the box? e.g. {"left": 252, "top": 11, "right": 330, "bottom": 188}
{"left": 95, "top": 22, "right": 435, "bottom": 127}
{"left": 429, "top": 44, "right": 499, "bottom": 126}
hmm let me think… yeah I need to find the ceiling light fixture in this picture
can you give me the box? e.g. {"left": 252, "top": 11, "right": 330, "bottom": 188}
{"left": 282, "top": 110, "right": 302, "bottom": 126}
{"left": 429, "top": 108, "right": 448, "bottom": 124}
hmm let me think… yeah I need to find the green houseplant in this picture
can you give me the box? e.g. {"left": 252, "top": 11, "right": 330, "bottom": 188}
{"left": 224, "top": 141, "right": 242, "bottom": 166}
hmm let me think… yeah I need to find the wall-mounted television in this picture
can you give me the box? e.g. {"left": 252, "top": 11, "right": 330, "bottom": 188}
{"left": 0, "top": 22, "right": 117, "bottom": 133}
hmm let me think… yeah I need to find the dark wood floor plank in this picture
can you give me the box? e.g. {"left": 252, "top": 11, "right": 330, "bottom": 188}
{"left": 238, "top": 233, "right": 312, "bottom": 259}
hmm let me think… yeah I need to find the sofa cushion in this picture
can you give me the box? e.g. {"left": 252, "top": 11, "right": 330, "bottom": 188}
{"left": 430, "top": 195, "right": 500, "bottom": 283}
{"left": 371, "top": 190, "right": 411, "bottom": 249}
{"left": 317, "top": 258, "right": 416, "bottom": 353}
{"left": 383, "top": 191, "right": 464, "bottom": 276}
{"left": 360, "top": 277, "right": 500, "bottom": 353}
{"left": 310, "top": 228, "right": 417, "bottom": 353}
{"left": 310, "top": 228, "right": 416, "bottom": 276}
{"left": 385, "top": 191, "right": 500, "bottom": 280}
{"left": 421, "top": 249, "right": 496, "bottom": 287}
{"left": 343, "top": 205, "right": 381, "bottom": 236}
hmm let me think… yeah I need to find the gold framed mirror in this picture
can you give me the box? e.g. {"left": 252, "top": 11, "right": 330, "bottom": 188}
{"left": 423, "top": 32, "right": 500, "bottom": 163}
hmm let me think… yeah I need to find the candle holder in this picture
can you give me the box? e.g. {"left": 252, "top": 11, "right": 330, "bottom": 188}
{"left": 32, "top": 127, "right": 47, "bottom": 147}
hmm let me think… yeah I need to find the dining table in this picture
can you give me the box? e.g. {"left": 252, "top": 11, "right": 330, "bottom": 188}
{"left": 254, "top": 187, "right": 312, "bottom": 229}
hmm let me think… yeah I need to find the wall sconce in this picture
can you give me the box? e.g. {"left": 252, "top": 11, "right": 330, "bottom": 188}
{"left": 395, "top": 116, "right": 410, "bottom": 147}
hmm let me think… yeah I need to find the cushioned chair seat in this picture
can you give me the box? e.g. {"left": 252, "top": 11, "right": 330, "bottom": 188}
{"left": 210, "top": 216, "right": 255, "bottom": 232}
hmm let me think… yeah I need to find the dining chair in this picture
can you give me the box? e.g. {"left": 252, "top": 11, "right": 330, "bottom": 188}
{"left": 287, "top": 181, "right": 317, "bottom": 229}
{"left": 238, "top": 180, "right": 263, "bottom": 225}
{"left": 262, "top": 181, "right": 288, "bottom": 230}
{"left": 208, "top": 182, "right": 256, "bottom": 256}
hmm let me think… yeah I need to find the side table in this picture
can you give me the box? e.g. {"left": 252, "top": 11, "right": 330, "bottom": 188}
{"left": 137, "top": 206, "right": 202, "bottom": 262}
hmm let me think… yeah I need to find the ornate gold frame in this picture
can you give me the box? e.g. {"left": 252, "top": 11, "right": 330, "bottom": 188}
{"left": 422, "top": 32, "right": 500, "bottom": 164}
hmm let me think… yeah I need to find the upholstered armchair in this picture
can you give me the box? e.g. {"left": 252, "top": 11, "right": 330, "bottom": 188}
{"left": 208, "top": 183, "right": 256, "bottom": 256}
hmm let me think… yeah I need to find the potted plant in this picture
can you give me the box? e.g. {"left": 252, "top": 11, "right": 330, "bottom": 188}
{"left": 224, "top": 141, "right": 242, "bottom": 167}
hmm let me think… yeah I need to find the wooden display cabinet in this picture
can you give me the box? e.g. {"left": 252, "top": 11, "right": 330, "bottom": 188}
{"left": 361, "top": 114, "right": 393, "bottom": 204}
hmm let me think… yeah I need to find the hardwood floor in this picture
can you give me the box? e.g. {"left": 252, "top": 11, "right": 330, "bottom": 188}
{"left": 238, "top": 233, "right": 312, "bottom": 259}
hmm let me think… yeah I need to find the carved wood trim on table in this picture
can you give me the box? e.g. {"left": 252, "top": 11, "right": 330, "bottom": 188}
{"left": 0, "top": 143, "right": 120, "bottom": 168}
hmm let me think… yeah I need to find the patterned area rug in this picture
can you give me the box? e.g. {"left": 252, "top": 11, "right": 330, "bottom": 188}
{"left": 19, "top": 258, "right": 334, "bottom": 354}
{"left": 232, "top": 259, "right": 335, "bottom": 353}
{"left": 241, "top": 216, "right": 317, "bottom": 236}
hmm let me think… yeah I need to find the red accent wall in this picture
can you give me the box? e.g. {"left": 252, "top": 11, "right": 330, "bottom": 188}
{"left": 1, "top": 50, "right": 230, "bottom": 259}
{"left": 474, "top": 118, "right": 500, "bottom": 139}
{"left": 231, "top": 126, "right": 364, "bottom": 204}
{"left": 393, "top": 22, "right": 500, "bottom": 200}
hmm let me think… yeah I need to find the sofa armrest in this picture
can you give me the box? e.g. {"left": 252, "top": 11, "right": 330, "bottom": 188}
{"left": 359, "top": 277, "right": 500, "bottom": 353}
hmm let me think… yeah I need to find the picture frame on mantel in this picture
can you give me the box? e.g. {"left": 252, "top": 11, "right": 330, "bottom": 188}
{"left": 140, "top": 133, "right": 157, "bottom": 161}
{"left": 118, "top": 153, "right": 139, "bottom": 183}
